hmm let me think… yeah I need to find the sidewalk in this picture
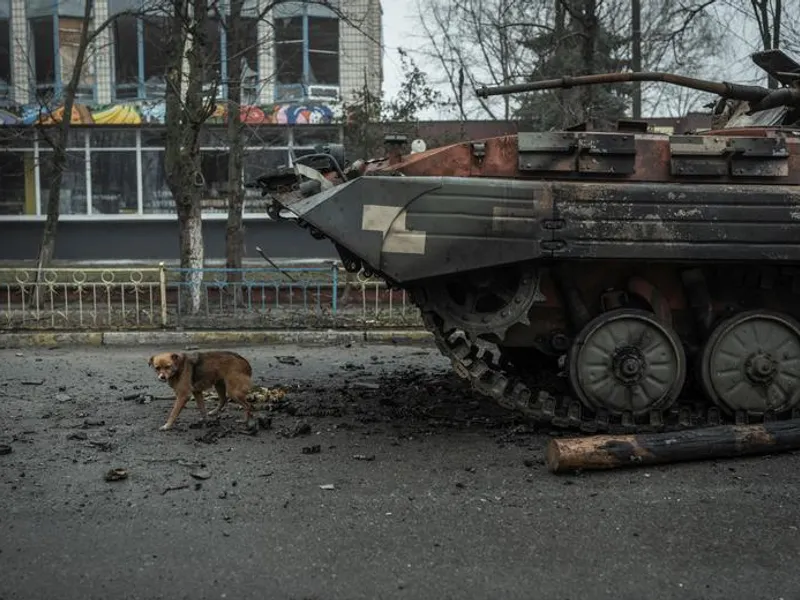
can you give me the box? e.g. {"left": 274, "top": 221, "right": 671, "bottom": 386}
{"left": 0, "top": 329, "right": 433, "bottom": 349}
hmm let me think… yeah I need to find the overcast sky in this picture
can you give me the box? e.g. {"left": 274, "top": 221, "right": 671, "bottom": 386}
{"left": 376, "top": 1, "right": 782, "bottom": 120}
{"left": 380, "top": 1, "right": 418, "bottom": 100}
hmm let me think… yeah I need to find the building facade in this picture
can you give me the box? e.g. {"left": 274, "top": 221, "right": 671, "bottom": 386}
{"left": 0, "top": 0, "right": 382, "bottom": 261}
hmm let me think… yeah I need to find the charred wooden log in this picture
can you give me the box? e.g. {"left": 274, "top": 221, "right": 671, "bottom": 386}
{"left": 546, "top": 420, "right": 800, "bottom": 474}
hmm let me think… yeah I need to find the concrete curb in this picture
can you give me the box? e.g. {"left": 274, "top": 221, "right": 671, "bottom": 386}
{"left": 0, "top": 329, "right": 433, "bottom": 349}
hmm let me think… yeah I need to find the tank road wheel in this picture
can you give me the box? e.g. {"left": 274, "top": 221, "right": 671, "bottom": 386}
{"left": 700, "top": 310, "right": 800, "bottom": 416}
{"left": 568, "top": 309, "right": 686, "bottom": 416}
{"left": 422, "top": 264, "right": 544, "bottom": 342}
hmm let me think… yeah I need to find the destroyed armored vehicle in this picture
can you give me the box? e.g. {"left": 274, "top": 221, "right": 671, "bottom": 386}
{"left": 255, "top": 49, "right": 800, "bottom": 434}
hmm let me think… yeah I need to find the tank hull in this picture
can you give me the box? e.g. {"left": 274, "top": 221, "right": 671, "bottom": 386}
{"left": 279, "top": 175, "right": 800, "bottom": 284}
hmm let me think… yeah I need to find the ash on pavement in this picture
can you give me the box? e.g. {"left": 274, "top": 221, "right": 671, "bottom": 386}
{"left": 2, "top": 343, "right": 800, "bottom": 600}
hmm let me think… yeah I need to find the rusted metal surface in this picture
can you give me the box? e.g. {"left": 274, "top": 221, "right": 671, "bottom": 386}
{"left": 359, "top": 131, "right": 800, "bottom": 185}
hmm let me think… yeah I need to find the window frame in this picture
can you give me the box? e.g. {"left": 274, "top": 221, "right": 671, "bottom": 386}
{"left": 113, "top": 7, "right": 259, "bottom": 103}
{"left": 112, "top": 15, "right": 173, "bottom": 101}
{"left": 0, "top": 0, "right": 10, "bottom": 102}
{"left": 274, "top": 3, "right": 340, "bottom": 101}
{"left": 28, "top": 4, "right": 98, "bottom": 104}
{"left": 0, "top": 126, "right": 336, "bottom": 221}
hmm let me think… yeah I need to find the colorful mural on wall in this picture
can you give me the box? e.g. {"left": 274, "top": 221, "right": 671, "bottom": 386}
{"left": 0, "top": 101, "right": 338, "bottom": 127}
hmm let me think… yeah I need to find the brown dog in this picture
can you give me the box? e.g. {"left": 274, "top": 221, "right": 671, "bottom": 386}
{"left": 147, "top": 350, "right": 254, "bottom": 431}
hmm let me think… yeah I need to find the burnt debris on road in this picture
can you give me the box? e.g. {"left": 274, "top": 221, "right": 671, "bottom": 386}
{"left": 2, "top": 344, "right": 800, "bottom": 600}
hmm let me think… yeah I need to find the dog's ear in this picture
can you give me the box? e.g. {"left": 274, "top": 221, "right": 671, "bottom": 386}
{"left": 148, "top": 355, "right": 155, "bottom": 367}
{"left": 170, "top": 353, "right": 181, "bottom": 366}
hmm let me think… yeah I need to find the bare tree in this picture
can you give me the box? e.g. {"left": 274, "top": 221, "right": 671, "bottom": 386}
{"left": 342, "top": 47, "right": 445, "bottom": 158}
{"left": 222, "top": 0, "right": 247, "bottom": 305}
{"left": 630, "top": 0, "right": 722, "bottom": 116}
{"left": 162, "top": 0, "right": 219, "bottom": 314}
{"left": 413, "top": 0, "right": 548, "bottom": 120}
{"left": 33, "top": 0, "right": 95, "bottom": 280}
{"left": 20, "top": 1, "right": 153, "bottom": 289}
{"left": 412, "top": 0, "right": 725, "bottom": 121}
{"left": 711, "top": 1, "right": 798, "bottom": 86}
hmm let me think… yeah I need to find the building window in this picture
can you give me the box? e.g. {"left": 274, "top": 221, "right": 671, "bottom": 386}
{"left": 202, "top": 15, "right": 223, "bottom": 92}
{"left": 200, "top": 150, "right": 229, "bottom": 212}
{"left": 141, "top": 153, "right": 172, "bottom": 214}
{"left": 274, "top": 1, "right": 340, "bottom": 102}
{"left": 0, "top": 151, "right": 34, "bottom": 215}
{"left": 110, "top": 3, "right": 169, "bottom": 101}
{"left": 29, "top": 15, "right": 57, "bottom": 102}
{"left": 225, "top": 7, "right": 259, "bottom": 105}
{"left": 111, "top": 1, "right": 258, "bottom": 103}
{"left": 38, "top": 151, "right": 88, "bottom": 215}
{"left": 27, "top": 1, "right": 97, "bottom": 104}
{"left": 90, "top": 129, "right": 138, "bottom": 214}
{"left": 0, "top": 0, "right": 10, "bottom": 102}
{"left": 111, "top": 14, "right": 139, "bottom": 99}
{"left": 212, "top": 1, "right": 259, "bottom": 103}
{"left": 90, "top": 151, "right": 138, "bottom": 214}
{"left": 59, "top": 16, "right": 96, "bottom": 102}
{"left": 8, "top": 127, "right": 324, "bottom": 218}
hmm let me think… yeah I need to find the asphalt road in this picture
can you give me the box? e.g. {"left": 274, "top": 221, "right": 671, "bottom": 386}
{"left": 1, "top": 343, "right": 799, "bottom": 600}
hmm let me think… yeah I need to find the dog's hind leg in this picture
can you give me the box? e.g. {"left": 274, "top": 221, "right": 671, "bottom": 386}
{"left": 193, "top": 390, "right": 208, "bottom": 421}
{"left": 207, "top": 382, "right": 228, "bottom": 417}
{"left": 228, "top": 378, "right": 254, "bottom": 425}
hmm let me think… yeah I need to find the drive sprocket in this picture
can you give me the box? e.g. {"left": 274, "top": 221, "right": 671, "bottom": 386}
{"left": 419, "top": 264, "right": 545, "bottom": 342}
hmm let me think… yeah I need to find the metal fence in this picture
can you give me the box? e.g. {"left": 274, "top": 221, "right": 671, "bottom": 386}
{"left": 0, "top": 264, "right": 423, "bottom": 331}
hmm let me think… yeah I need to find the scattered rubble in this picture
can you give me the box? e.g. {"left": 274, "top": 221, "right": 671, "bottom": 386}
{"left": 279, "top": 422, "right": 312, "bottom": 438}
{"left": 275, "top": 355, "right": 301, "bottom": 366}
{"left": 162, "top": 484, "right": 190, "bottom": 495}
{"left": 104, "top": 468, "right": 128, "bottom": 482}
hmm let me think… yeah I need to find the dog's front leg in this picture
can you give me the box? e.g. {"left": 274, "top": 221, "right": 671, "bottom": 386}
{"left": 160, "top": 393, "right": 190, "bottom": 431}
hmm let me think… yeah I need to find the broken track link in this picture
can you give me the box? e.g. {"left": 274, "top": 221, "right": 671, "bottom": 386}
{"left": 418, "top": 308, "right": 800, "bottom": 436}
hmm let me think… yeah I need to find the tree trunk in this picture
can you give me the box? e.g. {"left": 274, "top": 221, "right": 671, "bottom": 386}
{"left": 225, "top": 0, "right": 245, "bottom": 306}
{"left": 33, "top": 0, "right": 94, "bottom": 297}
{"left": 176, "top": 194, "right": 204, "bottom": 312}
{"left": 545, "top": 420, "right": 800, "bottom": 474}
{"left": 631, "top": 0, "right": 641, "bottom": 118}
{"left": 164, "top": 0, "right": 213, "bottom": 314}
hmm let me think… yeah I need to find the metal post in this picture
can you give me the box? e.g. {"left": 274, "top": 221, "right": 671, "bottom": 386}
{"left": 158, "top": 262, "right": 168, "bottom": 327}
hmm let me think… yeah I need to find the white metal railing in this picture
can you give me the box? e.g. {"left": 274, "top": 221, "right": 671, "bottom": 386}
{"left": 0, "top": 266, "right": 167, "bottom": 330}
{"left": 0, "top": 264, "right": 422, "bottom": 331}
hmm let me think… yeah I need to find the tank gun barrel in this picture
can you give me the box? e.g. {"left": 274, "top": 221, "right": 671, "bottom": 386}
{"left": 475, "top": 71, "right": 774, "bottom": 103}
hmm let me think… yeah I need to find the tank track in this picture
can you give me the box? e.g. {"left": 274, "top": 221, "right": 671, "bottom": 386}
{"left": 416, "top": 304, "right": 800, "bottom": 436}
